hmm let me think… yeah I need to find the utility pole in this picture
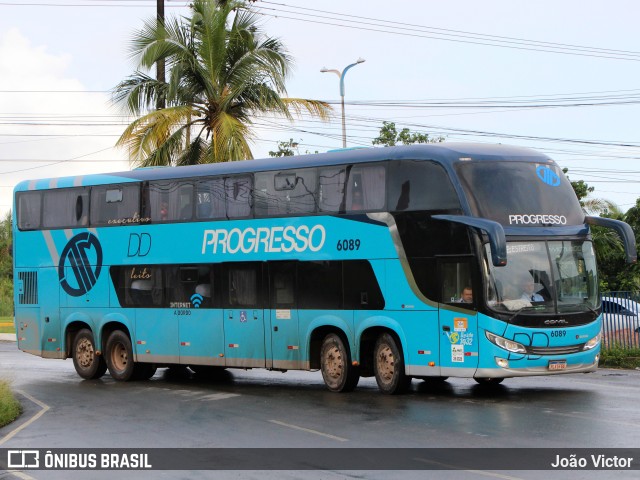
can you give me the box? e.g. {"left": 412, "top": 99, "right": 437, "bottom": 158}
{"left": 156, "top": 0, "right": 166, "bottom": 110}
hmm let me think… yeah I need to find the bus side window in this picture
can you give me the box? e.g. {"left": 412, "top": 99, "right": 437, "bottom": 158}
{"left": 388, "top": 161, "right": 461, "bottom": 212}
{"left": 346, "top": 164, "right": 386, "bottom": 212}
{"left": 91, "top": 184, "right": 140, "bottom": 226}
{"left": 110, "top": 266, "right": 163, "bottom": 307}
{"left": 196, "top": 178, "right": 226, "bottom": 220}
{"left": 298, "top": 261, "right": 342, "bottom": 309}
{"left": 148, "top": 181, "right": 194, "bottom": 222}
{"left": 270, "top": 262, "right": 296, "bottom": 308}
{"left": 225, "top": 176, "right": 252, "bottom": 219}
{"left": 343, "top": 260, "right": 385, "bottom": 310}
{"left": 17, "top": 192, "right": 42, "bottom": 230}
{"left": 440, "top": 261, "right": 473, "bottom": 305}
{"left": 319, "top": 167, "right": 346, "bottom": 213}
{"left": 255, "top": 169, "right": 318, "bottom": 217}
{"left": 225, "top": 263, "right": 261, "bottom": 307}
{"left": 43, "top": 188, "right": 89, "bottom": 229}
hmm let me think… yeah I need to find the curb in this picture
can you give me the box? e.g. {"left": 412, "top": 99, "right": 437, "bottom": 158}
{"left": 0, "top": 333, "right": 16, "bottom": 342}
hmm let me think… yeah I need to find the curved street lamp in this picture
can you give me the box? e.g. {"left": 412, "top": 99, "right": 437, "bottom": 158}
{"left": 321, "top": 58, "right": 365, "bottom": 148}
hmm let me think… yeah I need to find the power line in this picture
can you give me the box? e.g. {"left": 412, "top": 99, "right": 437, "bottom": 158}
{"left": 254, "top": 3, "right": 640, "bottom": 62}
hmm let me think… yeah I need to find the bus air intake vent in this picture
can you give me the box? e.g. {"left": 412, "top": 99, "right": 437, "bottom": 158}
{"left": 526, "top": 344, "right": 584, "bottom": 355}
{"left": 19, "top": 271, "right": 38, "bottom": 305}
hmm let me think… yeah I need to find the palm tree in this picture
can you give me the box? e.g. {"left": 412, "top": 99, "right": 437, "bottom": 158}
{"left": 113, "top": 0, "right": 331, "bottom": 166}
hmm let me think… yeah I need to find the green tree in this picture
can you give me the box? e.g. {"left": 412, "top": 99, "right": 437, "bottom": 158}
{"left": 597, "top": 199, "right": 640, "bottom": 291}
{"left": 372, "top": 121, "right": 445, "bottom": 146}
{"left": 114, "top": 0, "right": 331, "bottom": 167}
{"left": 0, "top": 211, "right": 13, "bottom": 316}
{"left": 269, "top": 138, "right": 298, "bottom": 157}
{"left": 562, "top": 167, "right": 595, "bottom": 205}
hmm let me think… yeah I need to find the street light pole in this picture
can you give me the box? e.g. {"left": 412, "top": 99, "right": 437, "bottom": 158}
{"left": 321, "top": 58, "right": 365, "bottom": 148}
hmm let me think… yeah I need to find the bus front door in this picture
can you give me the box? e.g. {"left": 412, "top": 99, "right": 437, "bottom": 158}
{"left": 437, "top": 258, "right": 479, "bottom": 376}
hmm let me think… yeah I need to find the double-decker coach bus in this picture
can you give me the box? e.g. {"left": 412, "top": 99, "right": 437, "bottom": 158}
{"left": 12, "top": 144, "right": 636, "bottom": 394}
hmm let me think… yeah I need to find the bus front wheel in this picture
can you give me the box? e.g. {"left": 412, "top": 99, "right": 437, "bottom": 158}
{"left": 374, "top": 333, "right": 411, "bottom": 394}
{"left": 72, "top": 329, "right": 107, "bottom": 380}
{"left": 105, "top": 330, "right": 135, "bottom": 381}
{"left": 320, "top": 333, "right": 359, "bottom": 392}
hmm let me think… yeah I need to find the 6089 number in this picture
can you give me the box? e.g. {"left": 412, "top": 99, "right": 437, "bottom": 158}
{"left": 336, "top": 239, "right": 361, "bottom": 251}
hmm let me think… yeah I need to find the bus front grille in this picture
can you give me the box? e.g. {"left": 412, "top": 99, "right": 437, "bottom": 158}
{"left": 527, "top": 344, "right": 585, "bottom": 355}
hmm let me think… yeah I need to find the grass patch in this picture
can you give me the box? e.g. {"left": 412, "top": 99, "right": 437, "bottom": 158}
{"left": 0, "top": 380, "right": 21, "bottom": 428}
{"left": 0, "top": 316, "right": 14, "bottom": 334}
{"left": 599, "top": 346, "right": 640, "bottom": 369}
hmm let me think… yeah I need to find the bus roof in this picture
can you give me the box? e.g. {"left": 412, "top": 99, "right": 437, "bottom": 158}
{"left": 14, "top": 143, "right": 553, "bottom": 191}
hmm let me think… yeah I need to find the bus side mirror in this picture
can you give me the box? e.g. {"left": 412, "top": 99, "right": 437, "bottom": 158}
{"left": 432, "top": 215, "right": 507, "bottom": 267}
{"left": 585, "top": 216, "right": 637, "bottom": 264}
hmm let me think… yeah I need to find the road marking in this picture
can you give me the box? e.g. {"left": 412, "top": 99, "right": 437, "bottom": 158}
{"left": 269, "top": 419, "right": 348, "bottom": 442}
{"left": 413, "top": 458, "right": 525, "bottom": 480}
{"left": 0, "top": 390, "right": 50, "bottom": 446}
{"left": 5, "top": 471, "right": 37, "bottom": 480}
{"left": 198, "top": 392, "right": 240, "bottom": 401}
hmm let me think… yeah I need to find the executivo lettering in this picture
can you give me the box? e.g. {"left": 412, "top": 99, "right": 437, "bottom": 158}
{"left": 202, "top": 225, "right": 326, "bottom": 255}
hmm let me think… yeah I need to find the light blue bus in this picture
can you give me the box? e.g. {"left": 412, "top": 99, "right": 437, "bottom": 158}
{"left": 12, "top": 144, "right": 637, "bottom": 394}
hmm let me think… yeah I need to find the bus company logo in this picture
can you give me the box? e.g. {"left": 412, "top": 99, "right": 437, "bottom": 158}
{"left": 202, "top": 225, "right": 326, "bottom": 255}
{"left": 536, "top": 165, "right": 561, "bottom": 187}
{"left": 8, "top": 450, "right": 39, "bottom": 469}
{"left": 58, "top": 232, "right": 104, "bottom": 297}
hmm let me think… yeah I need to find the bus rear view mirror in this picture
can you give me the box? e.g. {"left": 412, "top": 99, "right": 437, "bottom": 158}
{"left": 432, "top": 215, "right": 507, "bottom": 267}
{"left": 586, "top": 216, "right": 637, "bottom": 264}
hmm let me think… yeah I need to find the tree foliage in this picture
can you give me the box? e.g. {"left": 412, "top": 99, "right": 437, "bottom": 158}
{"left": 113, "top": 0, "right": 331, "bottom": 167}
{"left": 268, "top": 138, "right": 298, "bottom": 157}
{"left": 0, "top": 211, "right": 13, "bottom": 316}
{"left": 372, "top": 121, "right": 445, "bottom": 146}
{"left": 563, "top": 169, "right": 639, "bottom": 290}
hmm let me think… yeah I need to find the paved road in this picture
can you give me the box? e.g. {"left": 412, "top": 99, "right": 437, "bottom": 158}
{"left": 1, "top": 339, "right": 640, "bottom": 479}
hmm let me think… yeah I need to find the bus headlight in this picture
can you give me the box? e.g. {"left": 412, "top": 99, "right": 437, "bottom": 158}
{"left": 485, "top": 331, "right": 527, "bottom": 354}
{"left": 582, "top": 332, "right": 601, "bottom": 351}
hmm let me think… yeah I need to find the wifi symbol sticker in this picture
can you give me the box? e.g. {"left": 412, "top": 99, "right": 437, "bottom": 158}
{"left": 190, "top": 293, "right": 204, "bottom": 308}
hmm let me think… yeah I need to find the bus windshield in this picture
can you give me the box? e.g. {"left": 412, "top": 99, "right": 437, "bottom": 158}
{"left": 456, "top": 161, "right": 585, "bottom": 227}
{"left": 485, "top": 240, "right": 599, "bottom": 314}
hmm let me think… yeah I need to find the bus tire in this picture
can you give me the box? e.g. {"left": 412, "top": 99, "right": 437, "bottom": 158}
{"left": 105, "top": 330, "right": 135, "bottom": 381}
{"left": 320, "top": 333, "right": 359, "bottom": 392}
{"left": 474, "top": 377, "right": 504, "bottom": 386}
{"left": 72, "top": 329, "right": 107, "bottom": 380}
{"left": 374, "top": 333, "right": 411, "bottom": 394}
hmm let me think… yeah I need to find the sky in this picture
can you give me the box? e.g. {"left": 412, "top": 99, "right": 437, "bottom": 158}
{"left": 1, "top": 0, "right": 640, "bottom": 217}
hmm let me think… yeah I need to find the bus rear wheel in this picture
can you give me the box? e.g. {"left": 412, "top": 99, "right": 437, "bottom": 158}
{"left": 105, "top": 330, "right": 135, "bottom": 381}
{"left": 320, "top": 333, "right": 359, "bottom": 392}
{"left": 72, "top": 329, "right": 107, "bottom": 380}
{"left": 374, "top": 333, "right": 411, "bottom": 394}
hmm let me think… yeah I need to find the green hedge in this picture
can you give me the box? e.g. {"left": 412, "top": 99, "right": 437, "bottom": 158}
{"left": 0, "top": 380, "right": 21, "bottom": 428}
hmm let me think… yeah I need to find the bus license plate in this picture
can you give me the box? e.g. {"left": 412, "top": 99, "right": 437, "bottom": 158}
{"left": 548, "top": 360, "right": 567, "bottom": 371}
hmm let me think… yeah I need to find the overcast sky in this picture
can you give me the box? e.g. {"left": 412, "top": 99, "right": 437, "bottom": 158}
{"left": 1, "top": 0, "right": 639, "bottom": 216}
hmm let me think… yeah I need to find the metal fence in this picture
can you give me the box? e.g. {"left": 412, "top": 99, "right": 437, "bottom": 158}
{"left": 600, "top": 291, "right": 640, "bottom": 350}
